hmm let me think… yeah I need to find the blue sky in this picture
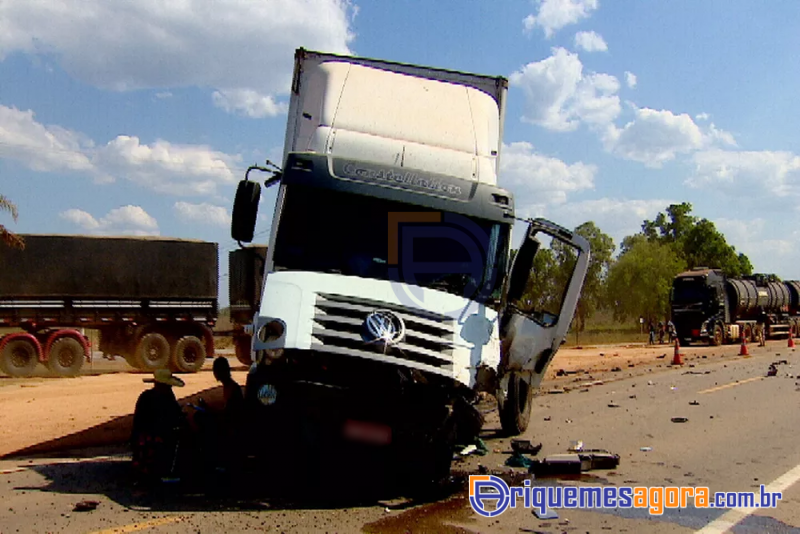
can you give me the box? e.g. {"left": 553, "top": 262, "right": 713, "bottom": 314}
{"left": 2, "top": 0, "right": 800, "bottom": 305}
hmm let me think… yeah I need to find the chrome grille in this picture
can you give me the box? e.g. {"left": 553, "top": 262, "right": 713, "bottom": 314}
{"left": 312, "top": 293, "right": 458, "bottom": 376}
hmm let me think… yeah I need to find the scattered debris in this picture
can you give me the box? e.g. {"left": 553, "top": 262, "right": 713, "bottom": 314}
{"left": 657, "top": 354, "right": 666, "bottom": 359}
{"left": 73, "top": 500, "right": 99, "bottom": 512}
{"left": 689, "top": 400, "right": 700, "bottom": 406}
{"left": 556, "top": 369, "right": 567, "bottom": 376}
{"left": 640, "top": 447, "right": 652, "bottom": 452}
{"left": 543, "top": 416, "right": 551, "bottom": 421}
{"left": 683, "top": 370, "right": 711, "bottom": 375}
{"left": 529, "top": 450, "right": 620, "bottom": 475}
{"left": 647, "top": 380, "right": 655, "bottom": 386}
{"left": 775, "top": 360, "right": 789, "bottom": 365}
{"left": 767, "top": 364, "right": 778, "bottom": 377}
{"left": 505, "top": 452, "right": 535, "bottom": 468}
{"left": 533, "top": 508, "right": 559, "bottom": 519}
{"left": 611, "top": 367, "right": 622, "bottom": 372}
{"left": 670, "top": 386, "right": 677, "bottom": 391}
{"left": 460, "top": 444, "right": 478, "bottom": 456}
{"left": 608, "top": 402, "right": 620, "bottom": 408}
{"left": 568, "top": 440, "right": 584, "bottom": 452}
{"left": 548, "top": 388, "right": 567, "bottom": 394}
{"left": 671, "top": 417, "right": 689, "bottom": 423}
{"left": 512, "top": 440, "right": 543, "bottom": 455}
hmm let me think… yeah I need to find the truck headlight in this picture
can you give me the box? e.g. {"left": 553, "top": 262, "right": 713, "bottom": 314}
{"left": 258, "top": 320, "right": 285, "bottom": 343}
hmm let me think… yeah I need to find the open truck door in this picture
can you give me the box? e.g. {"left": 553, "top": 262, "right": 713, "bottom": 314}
{"left": 496, "top": 218, "right": 590, "bottom": 435}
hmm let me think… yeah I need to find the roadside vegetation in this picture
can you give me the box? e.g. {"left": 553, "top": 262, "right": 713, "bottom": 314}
{"left": 519, "top": 202, "right": 753, "bottom": 344}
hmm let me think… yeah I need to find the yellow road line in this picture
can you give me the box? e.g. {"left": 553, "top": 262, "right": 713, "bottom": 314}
{"left": 88, "top": 516, "right": 182, "bottom": 534}
{"left": 698, "top": 376, "right": 764, "bottom": 395}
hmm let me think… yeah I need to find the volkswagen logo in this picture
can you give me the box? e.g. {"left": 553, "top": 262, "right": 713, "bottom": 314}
{"left": 362, "top": 310, "right": 406, "bottom": 346}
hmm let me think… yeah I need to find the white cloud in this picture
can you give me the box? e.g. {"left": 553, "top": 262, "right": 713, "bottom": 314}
{"left": 574, "top": 31, "right": 607, "bottom": 52}
{"left": 604, "top": 108, "right": 737, "bottom": 167}
{"left": 510, "top": 47, "right": 620, "bottom": 132}
{"left": 0, "top": 104, "right": 242, "bottom": 196}
{"left": 688, "top": 149, "right": 800, "bottom": 197}
{"left": 174, "top": 201, "right": 231, "bottom": 227}
{"left": 60, "top": 206, "right": 159, "bottom": 236}
{"left": 500, "top": 141, "right": 596, "bottom": 214}
{"left": 523, "top": 0, "right": 599, "bottom": 38}
{"left": 0, "top": 0, "right": 354, "bottom": 116}
{"left": 695, "top": 112, "right": 710, "bottom": 121}
{"left": 624, "top": 71, "right": 637, "bottom": 89}
{"left": 155, "top": 91, "right": 173, "bottom": 100}
{"left": 93, "top": 136, "right": 241, "bottom": 195}
{"left": 0, "top": 105, "right": 93, "bottom": 172}
{"left": 715, "top": 217, "right": 800, "bottom": 277}
{"left": 212, "top": 89, "right": 288, "bottom": 118}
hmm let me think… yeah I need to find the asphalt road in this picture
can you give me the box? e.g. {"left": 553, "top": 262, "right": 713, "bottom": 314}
{"left": 1, "top": 346, "right": 800, "bottom": 533}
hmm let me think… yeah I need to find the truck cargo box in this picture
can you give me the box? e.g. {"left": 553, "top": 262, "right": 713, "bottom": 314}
{"left": 0, "top": 235, "right": 218, "bottom": 300}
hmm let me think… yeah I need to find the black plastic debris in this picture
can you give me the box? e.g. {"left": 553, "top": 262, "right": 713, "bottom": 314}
{"left": 767, "top": 364, "right": 778, "bottom": 377}
{"left": 511, "top": 439, "right": 543, "bottom": 455}
{"left": 671, "top": 417, "right": 689, "bottom": 423}
{"left": 528, "top": 450, "right": 620, "bottom": 475}
{"left": 689, "top": 400, "right": 700, "bottom": 406}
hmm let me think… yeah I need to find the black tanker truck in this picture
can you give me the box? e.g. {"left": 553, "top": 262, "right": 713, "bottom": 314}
{"left": 671, "top": 268, "right": 800, "bottom": 345}
{"left": 0, "top": 235, "right": 218, "bottom": 377}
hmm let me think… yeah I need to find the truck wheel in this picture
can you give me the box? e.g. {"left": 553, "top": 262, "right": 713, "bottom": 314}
{"left": 45, "top": 337, "right": 85, "bottom": 377}
{"left": 134, "top": 333, "right": 170, "bottom": 371}
{"left": 711, "top": 325, "right": 723, "bottom": 346}
{"left": 500, "top": 372, "right": 534, "bottom": 436}
{"left": 0, "top": 339, "right": 39, "bottom": 377}
{"left": 171, "top": 336, "right": 206, "bottom": 373}
{"left": 234, "top": 335, "right": 253, "bottom": 366}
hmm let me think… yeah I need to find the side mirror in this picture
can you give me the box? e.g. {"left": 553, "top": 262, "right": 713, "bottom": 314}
{"left": 231, "top": 180, "right": 261, "bottom": 243}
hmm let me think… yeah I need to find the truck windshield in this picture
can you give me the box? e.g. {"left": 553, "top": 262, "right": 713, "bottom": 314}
{"left": 672, "top": 281, "right": 707, "bottom": 305}
{"left": 272, "top": 184, "right": 509, "bottom": 304}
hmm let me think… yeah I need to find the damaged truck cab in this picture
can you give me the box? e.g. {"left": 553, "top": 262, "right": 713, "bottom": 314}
{"left": 230, "top": 49, "right": 589, "bottom": 482}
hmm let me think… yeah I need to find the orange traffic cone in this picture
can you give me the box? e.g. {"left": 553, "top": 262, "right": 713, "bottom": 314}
{"left": 672, "top": 338, "right": 684, "bottom": 365}
{"left": 789, "top": 326, "right": 796, "bottom": 348}
{"left": 739, "top": 334, "right": 750, "bottom": 356}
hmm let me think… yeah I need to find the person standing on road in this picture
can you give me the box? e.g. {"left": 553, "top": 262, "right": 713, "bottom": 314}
{"left": 194, "top": 357, "right": 245, "bottom": 472}
{"left": 648, "top": 322, "right": 656, "bottom": 345}
{"left": 131, "top": 369, "right": 186, "bottom": 481}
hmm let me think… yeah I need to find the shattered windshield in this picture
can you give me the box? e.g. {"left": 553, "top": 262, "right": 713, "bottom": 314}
{"left": 272, "top": 184, "right": 509, "bottom": 304}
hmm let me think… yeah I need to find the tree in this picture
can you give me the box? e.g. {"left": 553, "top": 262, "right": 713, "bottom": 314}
{"left": 641, "top": 203, "right": 751, "bottom": 277}
{"left": 0, "top": 195, "right": 24, "bottom": 249}
{"left": 606, "top": 239, "right": 686, "bottom": 323}
{"left": 552, "top": 222, "right": 615, "bottom": 332}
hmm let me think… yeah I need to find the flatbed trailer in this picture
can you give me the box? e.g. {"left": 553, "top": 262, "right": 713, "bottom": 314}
{"left": 0, "top": 235, "right": 218, "bottom": 377}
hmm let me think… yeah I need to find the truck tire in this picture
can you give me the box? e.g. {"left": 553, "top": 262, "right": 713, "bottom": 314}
{"left": 171, "top": 336, "right": 206, "bottom": 373}
{"left": 134, "top": 333, "right": 170, "bottom": 371}
{"left": 0, "top": 339, "right": 39, "bottom": 377}
{"left": 500, "top": 372, "right": 533, "bottom": 436}
{"left": 711, "top": 324, "right": 723, "bottom": 346}
{"left": 234, "top": 335, "right": 253, "bottom": 366}
{"left": 45, "top": 337, "right": 85, "bottom": 377}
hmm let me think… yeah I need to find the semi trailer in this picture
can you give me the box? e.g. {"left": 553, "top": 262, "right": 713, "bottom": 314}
{"left": 229, "top": 48, "right": 590, "bottom": 484}
{"left": 671, "top": 268, "right": 800, "bottom": 345}
{"left": 0, "top": 235, "right": 218, "bottom": 377}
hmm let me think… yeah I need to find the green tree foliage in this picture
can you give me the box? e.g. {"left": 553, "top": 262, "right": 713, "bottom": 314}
{"left": 606, "top": 239, "right": 686, "bottom": 323}
{"left": 0, "top": 195, "right": 24, "bottom": 249}
{"left": 552, "top": 222, "right": 614, "bottom": 332}
{"left": 641, "top": 202, "right": 751, "bottom": 277}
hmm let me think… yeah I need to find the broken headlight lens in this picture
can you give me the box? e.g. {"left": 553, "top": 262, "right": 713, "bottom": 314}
{"left": 258, "top": 319, "right": 285, "bottom": 343}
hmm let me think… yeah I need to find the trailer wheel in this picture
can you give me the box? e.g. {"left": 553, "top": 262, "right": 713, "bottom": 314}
{"left": 234, "top": 335, "right": 253, "bottom": 366}
{"left": 134, "top": 333, "right": 170, "bottom": 371}
{"left": 171, "top": 336, "right": 206, "bottom": 373}
{"left": 45, "top": 337, "right": 85, "bottom": 377}
{"left": 500, "top": 372, "right": 534, "bottom": 436}
{"left": 0, "top": 339, "right": 39, "bottom": 377}
{"left": 711, "top": 324, "right": 724, "bottom": 346}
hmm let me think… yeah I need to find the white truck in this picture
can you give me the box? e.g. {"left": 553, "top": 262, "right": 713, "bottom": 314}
{"left": 230, "top": 48, "right": 590, "bottom": 486}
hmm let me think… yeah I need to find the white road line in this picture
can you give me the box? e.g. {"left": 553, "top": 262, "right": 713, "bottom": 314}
{"left": 695, "top": 463, "right": 800, "bottom": 533}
